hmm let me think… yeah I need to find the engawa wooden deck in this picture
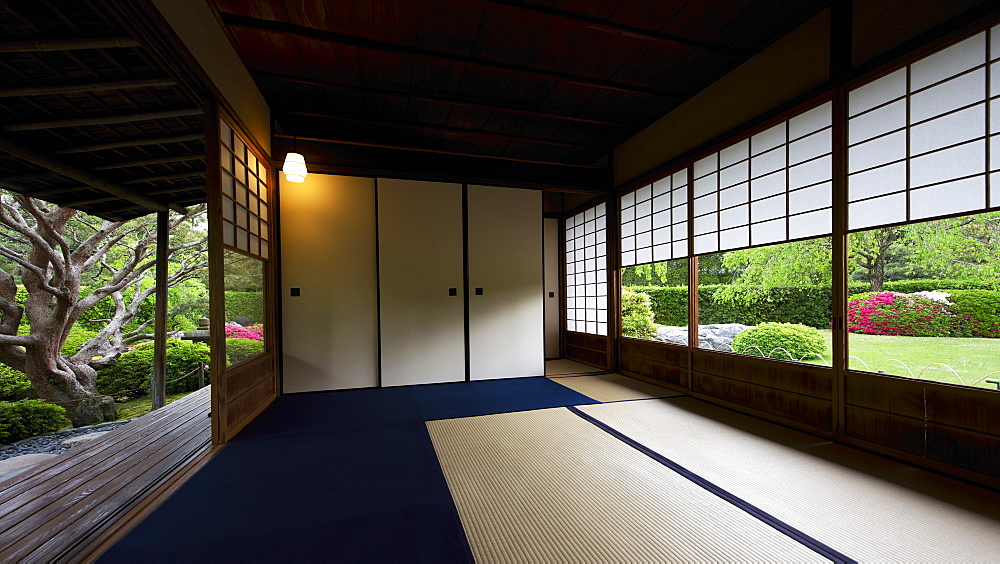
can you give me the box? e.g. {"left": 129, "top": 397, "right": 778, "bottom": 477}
{"left": 0, "top": 385, "right": 212, "bottom": 562}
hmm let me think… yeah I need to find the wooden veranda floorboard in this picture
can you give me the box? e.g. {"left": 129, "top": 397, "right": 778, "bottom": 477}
{"left": 0, "top": 385, "right": 212, "bottom": 562}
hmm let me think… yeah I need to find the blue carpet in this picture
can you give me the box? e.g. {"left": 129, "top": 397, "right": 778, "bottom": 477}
{"left": 100, "top": 377, "right": 596, "bottom": 563}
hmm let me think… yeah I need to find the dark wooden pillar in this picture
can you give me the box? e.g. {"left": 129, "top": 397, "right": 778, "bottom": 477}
{"left": 151, "top": 210, "right": 169, "bottom": 410}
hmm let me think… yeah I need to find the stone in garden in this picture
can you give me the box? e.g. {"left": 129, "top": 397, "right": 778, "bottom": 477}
{"left": 656, "top": 323, "right": 749, "bottom": 351}
{"left": 61, "top": 431, "right": 109, "bottom": 448}
{"left": 0, "top": 453, "right": 58, "bottom": 482}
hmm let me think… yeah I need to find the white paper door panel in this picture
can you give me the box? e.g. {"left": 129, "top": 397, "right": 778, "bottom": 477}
{"left": 543, "top": 218, "right": 561, "bottom": 359}
{"left": 281, "top": 174, "right": 378, "bottom": 393}
{"left": 467, "top": 185, "right": 544, "bottom": 380}
{"left": 378, "top": 179, "right": 466, "bottom": 386}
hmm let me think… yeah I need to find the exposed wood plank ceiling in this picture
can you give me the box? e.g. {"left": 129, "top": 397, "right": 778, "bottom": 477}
{"left": 0, "top": 0, "right": 207, "bottom": 221}
{"left": 211, "top": 0, "right": 829, "bottom": 187}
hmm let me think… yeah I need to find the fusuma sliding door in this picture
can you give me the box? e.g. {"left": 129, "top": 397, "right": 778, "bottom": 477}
{"left": 467, "top": 185, "right": 544, "bottom": 380}
{"left": 378, "top": 179, "right": 466, "bottom": 386}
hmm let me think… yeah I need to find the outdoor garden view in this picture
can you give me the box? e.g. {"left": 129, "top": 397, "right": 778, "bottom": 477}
{"left": 0, "top": 193, "right": 266, "bottom": 451}
{"left": 622, "top": 210, "right": 1000, "bottom": 391}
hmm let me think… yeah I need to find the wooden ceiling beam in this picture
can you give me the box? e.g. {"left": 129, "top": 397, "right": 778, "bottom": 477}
{"left": 479, "top": 0, "right": 747, "bottom": 57}
{"left": 222, "top": 13, "right": 685, "bottom": 99}
{"left": 0, "top": 135, "right": 185, "bottom": 214}
{"left": 0, "top": 171, "right": 61, "bottom": 183}
{"left": 281, "top": 110, "right": 606, "bottom": 150}
{"left": 56, "top": 133, "right": 203, "bottom": 154}
{"left": 122, "top": 171, "right": 205, "bottom": 184}
{"left": 5, "top": 108, "right": 203, "bottom": 131}
{"left": 0, "top": 37, "right": 142, "bottom": 53}
{"left": 0, "top": 79, "right": 178, "bottom": 98}
{"left": 257, "top": 71, "right": 625, "bottom": 129}
{"left": 91, "top": 154, "right": 204, "bottom": 170}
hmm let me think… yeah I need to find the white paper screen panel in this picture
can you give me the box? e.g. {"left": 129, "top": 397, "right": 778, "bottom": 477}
{"left": 847, "top": 27, "right": 1000, "bottom": 230}
{"left": 565, "top": 203, "right": 608, "bottom": 336}
{"left": 620, "top": 169, "right": 689, "bottom": 267}
{"left": 220, "top": 118, "right": 270, "bottom": 259}
{"left": 690, "top": 102, "right": 833, "bottom": 254}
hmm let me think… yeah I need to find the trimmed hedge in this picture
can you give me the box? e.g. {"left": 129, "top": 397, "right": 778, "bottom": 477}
{"left": 731, "top": 323, "right": 826, "bottom": 361}
{"left": 226, "top": 338, "right": 264, "bottom": 365}
{"left": 225, "top": 292, "right": 264, "bottom": 324}
{"left": 621, "top": 289, "right": 656, "bottom": 339}
{"left": 944, "top": 290, "right": 1000, "bottom": 338}
{"left": 96, "top": 339, "right": 210, "bottom": 400}
{"left": 0, "top": 399, "right": 71, "bottom": 444}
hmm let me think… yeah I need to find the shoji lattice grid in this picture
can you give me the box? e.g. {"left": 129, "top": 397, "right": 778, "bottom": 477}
{"left": 565, "top": 203, "right": 608, "bottom": 336}
{"left": 620, "top": 168, "right": 689, "bottom": 267}
{"left": 690, "top": 102, "right": 833, "bottom": 255}
{"left": 220, "top": 118, "right": 270, "bottom": 259}
{"left": 847, "top": 27, "right": 1000, "bottom": 230}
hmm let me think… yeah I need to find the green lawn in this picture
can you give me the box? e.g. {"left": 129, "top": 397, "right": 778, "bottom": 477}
{"left": 807, "top": 330, "right": 1000, "bottom": 390}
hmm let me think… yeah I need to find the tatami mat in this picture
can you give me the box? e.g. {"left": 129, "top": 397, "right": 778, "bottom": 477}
{"left": 543, "top": 358, "right": 604, "bottom": 376}
{"left": 427, "top": 408, "right": 827, "bottom": 563}
{"left": 578, "top": 398, "right": 1000, "bottom": 562}
{"left": 549, "top": 372, "right": 683, "bottom": 402}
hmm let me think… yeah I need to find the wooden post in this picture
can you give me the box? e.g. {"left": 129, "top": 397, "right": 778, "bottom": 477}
{"left": 198, "top": 362, "right": 206, "bottom": 389}
{"left": 151, "top": 211, "right": 169, "bottom": 410}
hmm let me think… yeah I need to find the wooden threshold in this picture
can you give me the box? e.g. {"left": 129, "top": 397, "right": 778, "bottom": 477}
{"left": 0, "top": 386, "right": 213, "bottom": 562}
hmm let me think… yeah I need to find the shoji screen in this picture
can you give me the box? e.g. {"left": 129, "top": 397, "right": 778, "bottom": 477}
{"left": 847, "top": 28, "right": 1000, "bottom": 229}
{"left": 565, "top": 203, "right": 608, "bottom": 336}
{"left": 620, "top": 168, "right": 689, "bottom": 266}
{"left": 690, "top": 101, "right": 833, "bottom": 254}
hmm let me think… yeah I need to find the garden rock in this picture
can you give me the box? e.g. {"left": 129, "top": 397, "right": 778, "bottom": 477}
{"left": 0, "top": 453, "right": 57, "bottom": 482}
{"left": 657, "top": 323, "right": 749, "bottom": 351}
{"left": 61, "top": 431, "right": 109, "bottom": 448}
{"left": 67, "top": 395, "right": 117, "bottom": 426}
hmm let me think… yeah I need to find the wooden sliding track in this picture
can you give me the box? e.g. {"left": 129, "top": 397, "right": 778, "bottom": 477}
{"left": 0, "top": 386, "right": 212, "bottom": 562}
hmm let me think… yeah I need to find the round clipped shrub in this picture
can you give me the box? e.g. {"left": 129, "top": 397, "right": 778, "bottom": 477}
{"left": 621, "top": 288, "right": 657, "bottom": 339}
{"left": 226, "top": 337, "right": 264, "bottom": 365}
{"left": 946, "top": 290, "right": 1000, "bottom": 338}
{"left": 0, "top": 364, "right": 33, "bottom": 401}
{"left": 731, "top": 322, "right": 826, "bottom": 361}
{"left": 848, "top": 292, "right": 955, "bottom": 337}
{"left": 0, "top": 399, "right": 72, "bottom": 444}
{"left": 96, "top": 339, "right": 210, "bottom": 400}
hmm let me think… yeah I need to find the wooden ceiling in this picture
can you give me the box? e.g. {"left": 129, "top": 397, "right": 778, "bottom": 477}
{"left": 0, "top": 0, "right": 207, "bottom": 221}
{"left": 211, "top": 0, "right": 829, "bottom": 190}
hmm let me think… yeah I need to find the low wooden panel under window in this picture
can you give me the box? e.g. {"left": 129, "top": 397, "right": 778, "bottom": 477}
{"left": 565, "top": 331, "right": 609, "bottom": 370}
{"left": 620, "top": 337, "right": 689, "bottom": 388}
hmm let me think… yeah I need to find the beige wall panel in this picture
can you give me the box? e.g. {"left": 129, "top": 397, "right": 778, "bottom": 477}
{"left": 613, "top": 10, "right": 830, "bottom": 187}
{"left": 379, "top": 179, "right": 466, "bottom": 386}
{"left": 853, "top": 0, "right": 988, "bottom": 67}
{"left": 544, "top": 218, "right": 561, "bottom": 359}
{"left": 280, "top": 174, "right": 378, "bottom": 392}
{"left": 152, "top": 0, "right": 270, "bottom": 153}
{"left": 468, "top": 186, "right": 545, "bottom": 380}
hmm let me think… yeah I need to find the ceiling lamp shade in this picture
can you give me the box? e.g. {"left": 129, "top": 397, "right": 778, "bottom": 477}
{"left": 282, "top": 152, "right": 308, "bottom": 183}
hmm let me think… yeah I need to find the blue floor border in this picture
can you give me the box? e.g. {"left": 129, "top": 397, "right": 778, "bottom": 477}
{"left": 566, "top": 405, "right": 857, "bottom": 564}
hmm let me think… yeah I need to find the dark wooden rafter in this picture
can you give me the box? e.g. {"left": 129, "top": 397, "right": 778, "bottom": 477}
{"left": 91, "top": 154, "right": 204, "bottom": 170}
{"left": 56, "top": 133, "right": 203, "bottom": 154}
{"left": 0, "top": 37, "right": 141, "bottom": 53}
{"left": 257, "top": 72, "right": 624, "bottom": 129}
{"left": 221, "top": 13, "right": 686, "bottom": 99}
{"left": 0, "top": 135, "right": 186, "bottom": 214}
{"left": 479, "top": 0, "right": 747, "bottom": 57}
{"left": 122, "top": 171, "right": 205, "bottom": 185}
{"left": 280, "top": 110, "right": 606, "bottom": 150}
{"left": 5, "top": 108, "right": 203, "bottom": 131}
{"left": 0, "top": 79, "right": 179, "bottom": 98}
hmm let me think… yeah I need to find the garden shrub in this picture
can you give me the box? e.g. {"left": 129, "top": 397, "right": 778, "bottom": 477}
{"left": 225, "top": 323, "right": 264, "bottom": 341}
{"left": 226, "top": 337, "right": 264, "bottom": 365}
{"left": 96, "top": 339, "right": 210, "bottom": 400}
{"left": 946, "top": 290, "right": 1000, "bottom": 338}
{"left": 621, "top": 289, "right": 657, "bottom": 339}
{"left": 731, "top": 322, "right": 826, "bottom": 361}
{"left": 629, "top": 284, "right": 832, "bottom": 328}
{"left": 0, "top": 399, "right": 71, "bottom": 444}
{"left": 847, "top": 292, "right": 955, "bottom": 337}
{"left": 225, "top": 291, "right": 264, "bottom": 324}
{"left": 0, "top": 364, "right": 33, "bottom": 401}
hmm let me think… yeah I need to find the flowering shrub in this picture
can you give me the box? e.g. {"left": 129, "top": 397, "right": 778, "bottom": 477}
{"left": 224, "top": 323, "right": 263, "bottom": 341}
{"left": 847, "top": 292, "right": 955, "bottom": 337}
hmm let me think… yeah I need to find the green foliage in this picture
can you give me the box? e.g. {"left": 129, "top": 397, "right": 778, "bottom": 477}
{"left": 731, "top": 322, "right": 826, "bottom": 361}
{"left": 627, "top": 284, "right": 831, "bottom": 328}
{"left": 225, "top": 291, "right": 264, "bottom": 324}
{"left": 77, "top": 289, "right": 155, "bottom": 332}
{"left": 61, "top": 326, "right": 99, "bottom": 356}
{"left": 0, "top": 365, "right": 33, "bottom": 401}
{"left": 627, "top": 286, "right": 688, "bottom": 325}
{"left": 226, "top": 337, "right": 264, "bottom": 365}
{"left": 853, "top": 278, "right": 997, "bottom": 294}
{"left": 96, "top": 339, "right": 210, "bottom": 400}
{"left": 0, "top": 399, "right": 71, "bottom": 444}
{"left": 621, "top": 289, "right": 657, "bottom": 339}
{"left": 946, "top": 290, "right": 1000, "bottom": 338}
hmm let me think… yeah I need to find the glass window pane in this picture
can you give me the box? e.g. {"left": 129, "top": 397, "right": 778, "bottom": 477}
{"left": 224, "top": 248, "right": 266, "bottom": 366}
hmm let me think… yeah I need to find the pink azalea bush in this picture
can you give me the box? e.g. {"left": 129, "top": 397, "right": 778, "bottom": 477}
{"left": 847, "top": 292, "right": 955, "bottom": 337}
{"left": 224, "top": 323, "right": 264, "bottom": 341}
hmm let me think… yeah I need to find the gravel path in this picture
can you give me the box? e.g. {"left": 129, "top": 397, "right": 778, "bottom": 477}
{"left": 0, "top": 420, "right": 131, "bottom": 461}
